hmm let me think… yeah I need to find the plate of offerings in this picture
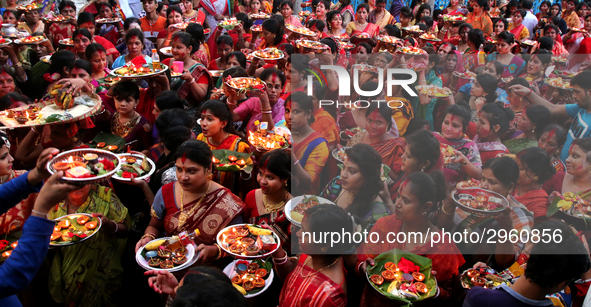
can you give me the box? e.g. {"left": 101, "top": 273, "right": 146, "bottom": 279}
{"left": 50, "top": 213, "right": 102, "bottom": 246}
{"left": 219, "top": 18, "right": 241, "bottom": 30}
{"left": 209, "top": 70, "right": 224, "bottom": 77}
{"left": 332, "top": 146, "right": 351, "bottom": 162}
{"left": 547, "top": 192, "right": 591, "bottom": 222}
{"left": 0, "top": 37, "right": 12, "bottom": 47}
{"left": 42, "top": 15, "right": 71, "bottom": 23}
{"left": 136, "top": 236, "right": 197, "bottom": 272}
{"left": 0, "top": 238, "right": 20, "bottom": 261}
{"left": 366, "top": 250, "right": 437, "bottom": 303}
{"left": 211, "top": 149, "right": 253, "bottom": 173}
{"left": 160, "top": 46, "right": 172, "bottom": 56}
{"left": 58, "top": 38, "right": 73, "bottom": 46}
{"left": 442, "top": 14, "right": 467, "bottom": 22}
{"left": 284, "top": 195, "right": 335, "bottom": 226}
{"left": 396, "top": 46, "right": 428, "bottom": 55}
{"left": 554, "top": 70, "right": 577, "bottom": 79}
{"left": 224, "top": 259, "right": 274, "bottom": 298}
{"left": 452, "top": 187, "right": 509, "bottom": 216}
{"left": 226, "top": 77, "right": 266, "bottom": 92}
{"left": 14, "top": 35, "right": 47, "bottom": 44}
{"left": 296, "top": 39, "right": 329, "bottom": 51}
{"left": 112, "top": 154, "right": 155, "bottom": 181}
{"left": 441, "top": 144, "right": 456, "bottom": 164}
{"left": 419, "top": 33, "right": 441, "bottom": 42}
{"left": 339, "top": 41, "right": 356, "bottom": 50}
{"left": 415, "top": 85, "right": 453, "bottom": 98}
{"left": 402, "top": 26, "right": 424, "bottom": 34}
{"left": 251, "top": 25, "right": 262, "bottom": 32}
{"left": 0, "top": 86, "right": 101, "bottom": 128}
{"left": 351, "top": 64, "right": 379, "bottom": 74}
{"left": 171, "top": 22, "right": 189, "bottom": 29}
{"left": 247, "top": 130, "right": 290, "bottom": 151}
{"left": 377, "top": 35, "right": 400, "bottom": 44}
{"left": 520, "top": 39, "right": 536, "bottom": 46}
{"left": 552, "top": 55, "right": 568, "bottom": 63}
{"left": 112, "top": 63, "right": 168, "bottom": 79}
{"left": 96, "top": 18, "right": 122, "bottom": 24}
{"left": 46, "top": 148, "right": 122, "bottom": 183}
{"left": 456, "top": 178, "right": 480, "bottom": 189}
{"left": 461, "top": 268, "right": 510, "bottom": 289}
{"left": 572, "top": 27, "right": 587, "bottom": 33}
{"left": 249, "top": 13, "right": 270, "bottom": 19}
{"left": 544, "top": 78, "right": 571, "bottom": 90}
{"left": 216, "top": 224, "right": 280, "bottom": 259}
{"left": 453, "top": 71, "right": 477, "bottom": 80}
{"left": 40, "top": 54, "right": 51, "bottom": 63}
{"left": 16, "top": 3, "right": 42, "bottom": 11}
{"left": 334, "top": 33, "right": 349, "bottom": 41}
{"left": 252, "top": 47, "right": 285, "bottom": 60}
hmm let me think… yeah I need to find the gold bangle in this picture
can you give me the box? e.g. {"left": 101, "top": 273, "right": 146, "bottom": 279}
{"left": 441, "top": 205, "right": 454, "bottom": 216}
{"left": 213, "top": 243, "right": 223, "bottom": 260}
{"left": 273, "top": 253, "right": 288, "bottom": 262}
{"left": 141, "top": 233, "right": 156, "bottom": 240}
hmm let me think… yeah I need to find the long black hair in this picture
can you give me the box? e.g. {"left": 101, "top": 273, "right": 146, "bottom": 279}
{"left": 343, "top": 143, "right": 383, "bottom": 222}
{"left": 517, "top": 147, "right": 556, "bottom": 184}
{"left": 483, "top": 156, "right": 519, "bottom": 192}
{"left": 199, "top": 100, "right": 235, "bottom": 133}
{"left": 406, "top": 129, "right": 441, "bottom": 172}
{"left": 172, "top": 32, "right": 198, "bottom": 55}
{"left": 259, "top": 149, "right": 291, "bottom": 191}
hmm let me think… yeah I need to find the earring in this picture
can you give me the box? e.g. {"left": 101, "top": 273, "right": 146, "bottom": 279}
{"left": 422, "top": 212, "right": 427, "bottom": 216}
{"left": 285, "top": 181, "right": 288, "bottom": 187}
{"left": 533, "top": 176, "right": 539, "bottom": 182}
{"left": 207, "top": 172, "right": 213, "bottom": 180}
{"left": 587, "top": 166, "right": 591, "bottom": 173}
{"left": 421, "top": 166, "right": 425, "bottom": 172}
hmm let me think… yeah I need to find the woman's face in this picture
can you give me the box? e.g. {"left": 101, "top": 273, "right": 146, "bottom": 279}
{"left": 0, "top": 71, "right": 15, "bottom": 98}
{"left": 262, "top": 29, "right": 275, "bottom": 45}
{"left": 285, "top": 100, "right": 292, "bottom": 129}
{"left": 551, "top": 5, "right": 560, "bottom": 16}
{"left": 357, "top": 8, "right": 368, "bottom": 22}
{"left": 441, "top": 113, "right": 463, "bottom": 139}
{"left": 168, "top": 10, "right": 183, "bottom": 25}
{"left": 460, "top": 27, "right": 469, "bottom": 42}
{"left": 496, "top": 39, "right": 512, "bottom": 54}
{"left": 340, "top": 156, "right": 365, "bottom": 191}
{"left": 100, "top": 5, "right": 113, "bottom": 18}
{"left": 393, "top": 181, "right": 426, "bottom": 222}
{"left": 152, "top": 104, "right": 161, "bottom": 118}
{"left": 517, "top": 158, "right": 535, "bottom": 188}
{"left": 330, "top": 13, "right": 343, "bottom": 30}
{"left": 61, "top": 5, "right": 76, "bottom": 18}
{"left": 70, "top": 67, "right": 91, "bottom": 82}
{"left": 316, "top": 2, "right": 327, "bottom": 16}
{"left": 494, "top": 20, "right": 505, "bottom": 34}
{"left": 480, "top": 168, "right": 511, "bottom": 196}
{"left": 545, "top": 27, "right": 558, "bottom": 40}
{"left": 470, "top": 80, "right": 485, "bottom": 97}
{"left": 586, "top": 16, "right": 591, "bottom": 31}
{"left": 200, "top": 109, "right": 226, "bottom": 137}
{"left": 451, "top": 0, "right": 459, "bottom": 5}
{"left": 286, "top": 101, "right": 308, "bottom": 131}
{"left": 438, "top": 44, "right": 452, "bottom": 61}
{"left": 114, "top": 95, "right": 138, "bottom": 115}
{"left": 375, "top": 54, "right": 389, "bottom": 69}
{"left": 401, "top": 144, "right": 423, "bottom": 173}
{"left": 356, "top": 45, "right": 369, "bottom": 62}
{"left": 527, "top": 55, "right": 545, "bottom": 75}
{"left": 127, "top": 36, "right": 143, "bottom": 56}
{"left": 445, "top": 53, "right": 457, "bottom": 70}
{"left": 176, "top": 158, "right": 209, "bottom": 192}
{"left": 258, "top": 167, "right": 286, "bottom": 195}
{"left": 473, "top": 3, "right": 482, "bottom": 14}
{"left": 0, "top": 145, "right": 14, "bottom": 177}
{"left": 90, "top": 51, "right": 107, "bottom": 74}
{"left": 74, "top": 34, "right": 91, "bottom": 54}
{"left": 217, "top": 43, "right": 232, "bottom": 60}
{"left": 566, "top": 144, "right": 590, "bottom": 176}
{"left": 227, "top": 55, "right": 241, "bottom": 68}
{"left": 483, "top": 62, "right": 500, "bottom": 78}
{"left": 281, "top": 4, "right": 292, "bottom": 17}
{"left": 518, "top": 110, "right": 535, "bottom": 133}
{"left": 3, "top": 12, "right": 17, "bottom": 24}
{"left": 577, "top": 5, "right": 588, "bottom": 17}
{"left": 251, "top": 0, "right": 261, "bottom": 12}
{"left": 181, "top": 0, "right": 193, "bottom": 11}
{"left": 540, "top": 3, "right": 549, "bottom": 12}
{"left": 366, "top": 109, "right": 389, "bottom": 139}
{"left": 264, "top": 75, "right": 282, "bottom": 104}
{"left": 513, "top": 12, "right": 523, "bottom": 25}
{"left": 421, "top": 9, "right": 431, "bottom": 19}
{"left": 476, "top": 112, "right": 495, "bottom": 139}
{"left": 171, "top": 38, "right": 191, "bottom": 60}
{"left": 538, "top": 130, "right": 561, "bottom": 157}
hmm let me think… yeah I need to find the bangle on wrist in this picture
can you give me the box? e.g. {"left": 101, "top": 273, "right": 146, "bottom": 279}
{"left": 31, "top": 209, "right": 48, "bottom": 218}
{"left": 111, "top": 220, "right": 119, "bottom": 234}
{"left": 441, "top": 204, "right": 454, "bottom": 216}
{"left": 213, "top": 243, "right": 223, "bottom": 260}
{"left": 141, "top": 233, "right": 156, "bottom": 240}
{"left": 187, "top": 78, "right": 196, "bottom": 84}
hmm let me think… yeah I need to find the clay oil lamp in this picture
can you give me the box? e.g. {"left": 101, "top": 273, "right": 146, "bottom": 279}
{"left": 255, "top": 268, "right": 267, "bottom": 278}
{"left": 83, "top": 153, "right": 98, "bottom": 164}
{"left": 245, "top": 244, "right": 261, "bottom": 256}
{"left": 148, "top": 258, "right": 161, "bottom": 267}
{"left": 236, "top": 159, "right": 246, "bottom": 167}
{"left": 241, "top": 237, "right": 255, "bottom": 245}
{"left": 232, "top": 275, "right": 242, "bottom": 284}
{"left": 466, "top": 269, "right": 480, "bottom": 278}
{"left": 212, "top": 157, "right": 220, "bottom": 164}
{"left": 172, "top": 253, "right": 187, "bottom": 265}
{"left": 84, "top": 220, "right": 98, "bottom": 230}
{"left": 412, "top": 272, "right": 425, "bottom": 282}
{"left": 76, "top": 215, "right": 90, "bottom": 225}
{"left": 96, "top": 142, "right": 106, "bottom": 148}
{"left": 58, "top": 219, "right": 71, "bottom": 229}
{"left": 381, "top": 270, "right": 396, "bottom": 282}
{"left": 247, "top": 262, "right": 259, "bottom": 273}
{"left": 16, "top": 117, "right": 27, "bottom": 124}
{"left": 471, "top": 276, "right": 487, "bottom": 287}
{"left": 10, "top": 241, "right": 18, "bottom": 249}
{"left": 228, "top": 155, "right": 238, "bottom": 162}
{"left": 2, "top": 250, "right": 11, "bottom": 258}
{"left": 415, "top": 282, "right": 428, "bottom": 294}
{"left": 253, "top": 277, "right": 265, "bottom": 288}
{"left": 157, "top": 246, "right": 172, "bottom": 258}
{"left": 160, "top": 259, "right": 174, "bottom": 269}
{"left": 107, "top": 145, "right": 118, "bottom": 151}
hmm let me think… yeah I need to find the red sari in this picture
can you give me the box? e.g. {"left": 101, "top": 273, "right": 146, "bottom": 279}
{"left": 513, "top": 189, "right": 550, "bottom": 220}
{"left": 279, "top": 255, "right": 347, "bottom": 307}
{"left": 156, "top": 183, "right": 245, "bottom": 245}
{"left": 357, "top": 218, "right": 465, "bottom": 306}
{"left": 350, "top": 23, "right": 380, "bottom": 37}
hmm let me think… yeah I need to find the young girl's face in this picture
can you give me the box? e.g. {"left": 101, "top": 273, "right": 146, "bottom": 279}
{"left": 250, "top": 0, "right": 261, "bottom": 12}
{"left": 316, "top": 2, "right": 327, "bottom": 16}
{"left": 0, "top": 145, "right": 14, "bottom": 177}
{"left": 115, "top": 95, "right": 138, "bottom": 115}
{"left": 330, "top": 13, "right": 343, "bottom": 29}
{"left": 494, "top": 20, "right": 505, "bottom": 34}
{"left": 357, "top": 7, "right": 368, "bottom": 22}
{"left": 171, "top": 38, "right": 192, "bottom": 60}
{"left": 100, "top": 5, "right": 113, "bottom": 18}
{"left": 540, "top": 3, "right": 549, "bottom": 12}
{"left": 527, "top": 55, "right": 545, "bottom": 75}
{"left": 421, "top": 9, "right": 430, "bottom": 19}
{"left": 90, "top": 51, "right": 107, "bottom": 74}
{"left": 74, "top": 34, "right": 91, "bottom": 54}
{"left": 470, "top": 81, "right": 485, "bottom": 97}
{"left": 281, "top": 4, "right": 292, "bottom": 17}
{"left": 476, "top": 112, "right": 495, "bottom": 139}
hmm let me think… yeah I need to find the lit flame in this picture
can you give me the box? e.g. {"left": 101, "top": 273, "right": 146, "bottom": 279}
{"left": 10, "top": 242, "right": 17, "bottom": 249}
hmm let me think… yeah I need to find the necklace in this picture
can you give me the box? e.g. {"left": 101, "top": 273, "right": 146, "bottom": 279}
{"left": 300, "top": 256, "right": 340, "bottom": 278}
{"left": 262, "top": 191, "right": 289, "bottom": 213}
{"left": 178, "top": 180, "right": 211, "bottom": 226}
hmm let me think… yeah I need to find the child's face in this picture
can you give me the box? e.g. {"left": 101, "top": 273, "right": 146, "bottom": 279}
{"left": 115, "top": 96, "right": 138, "bottom": 115}
{"left": 251, "top": 0, "right": 261, "bottom": 12}
{"left": 100, "top": 5, "right": 113, "bottom": 18}
{"left": 400, "top": 15, "right": 411, "bottom": 25}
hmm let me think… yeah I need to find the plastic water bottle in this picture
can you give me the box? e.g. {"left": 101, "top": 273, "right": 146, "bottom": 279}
{"left": 151, "top": 49, "right": 161, "bottom": 71}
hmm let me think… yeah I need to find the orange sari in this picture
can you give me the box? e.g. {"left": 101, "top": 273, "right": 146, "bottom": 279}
{"left": 310, "top": 109, "right": 339, "bottom": 148}
{"left": 294, "top": 132, "right": 329, "bottom": 195}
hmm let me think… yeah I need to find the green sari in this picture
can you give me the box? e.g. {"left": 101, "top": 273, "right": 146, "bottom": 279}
{"left": 503, "top": 138, "right": 538, "bottom": 154}
{"left": 48, "top": 185, "right": 130, "bottom": 307}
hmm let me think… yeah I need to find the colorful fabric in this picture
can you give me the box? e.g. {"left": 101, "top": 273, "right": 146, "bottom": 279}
{"left": 234, "top": 97, "right": 285, "bottom": 133}
{"left": 563, "top": 9, "right": 581, "bottom": 29}
{"left": 486, "top": 53, "right": 526, "bottom": 78}
{"left": 434, "top": 132, "right": 482, "bottom": 191}
{"left": 311, "top": 108, "right": 339, "bottom": 148}
{"left": 368, "top": 10, "right": 394, "bottom": 30}
{"left": 503, "top": 138, "right": 538, "bottom": 154}
{"left": 93, "top": 36, "right": 120, "bottom": 59}
{"left": 466, "top": 12, "right": 493, "bottom": 36}
{"left": 164, "top": 60, "right": 213, "bottom": 103}
{"left": 474, "top": 134, "right": 510, "bottom": 164}
{"left": 48, "top": 23, "right": 76, "bottom": 47}
{"left": 191, "top": 43, "right": 211, "bottom": 68}
{"left": 345, "top": 22, "right": 380, "bottom": 37}
{"left": 357, "top": 217, "right": 465, "bottom": 305}
{"left": 151, "top": 182, "right": 245, "bottom": 244}
{"left": 48, "top": 185, "right": 130, "bottom": 306}
{"left": 552, "top": 158, "right": 566, "bottom": 172}
{"left": 513, "top": 188, "right": 550, "bottom": 219}
{"left": 294, "top": 132, "right": 329, "bottom": 195}
{"left": 0, "top": 170, "right": 36, "bottom": 235}
{"left": 509, "top": 23, "right": 530, "bottom": 41}
{"left": 243, "top": 190, "right": 293, "bottom": 254}
{"left": 17, "top": 21, "right": 44, "bottom": 35}
{"left": 415, "top": 69, "right": 442, "bottom": 130}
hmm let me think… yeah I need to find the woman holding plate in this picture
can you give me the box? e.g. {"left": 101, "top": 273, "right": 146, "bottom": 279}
{"left": 162, "top": 32, "right": 213, "bottom": 107}
{"left": 513, "top": 147, "right": 555, "bottom": 223}
{"left": 346, "top": 4, "right": 380, "bottom": 41}
{"left": 135, "top": 140, "right": 245, "bottom": 262}
{"left": 47, "top": 184, "right": 130, "bottom": 306}
{"left": 320, "top": 144, "right": 390, "bottom": 231}
{"left": 156, "top": 5, "right": 185, "bottom": 49}
{"left": 112, "top": 29, "right": 153, "bottom": 69}
{"left": 46, "top": 0, "right": 77, "bottom": 47}
{"left": 486, "top": 32, "right": 526, "bottom": 78}
{"left": 196, "top": 100, "right": 250, "bottom": 192}
{"left": 357, "top": 171, "right": 465, "bottom": 306}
